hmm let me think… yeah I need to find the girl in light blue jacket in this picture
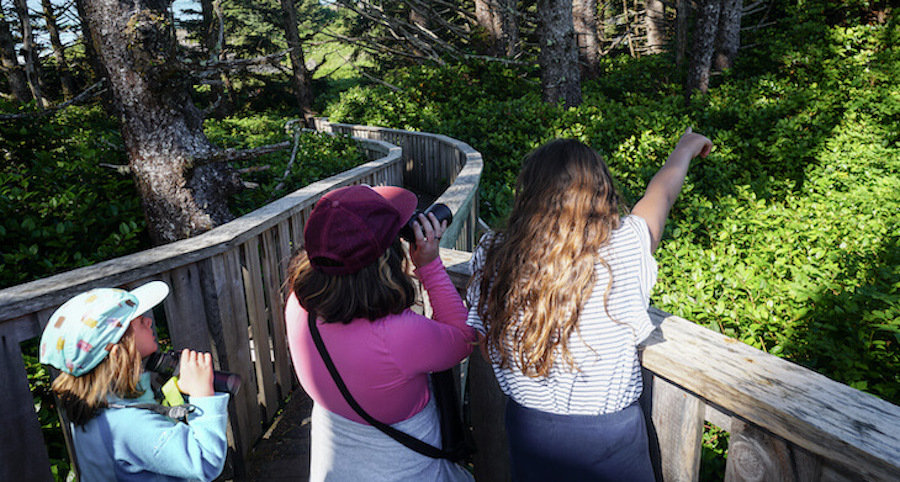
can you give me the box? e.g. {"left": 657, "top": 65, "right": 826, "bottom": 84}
{"left": 40, "top": 281, "right": 229, "bottom": 481}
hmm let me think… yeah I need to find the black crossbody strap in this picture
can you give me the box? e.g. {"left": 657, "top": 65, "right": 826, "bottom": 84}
{"left": 307, "top": 310, "right": 450, "bottom": 459}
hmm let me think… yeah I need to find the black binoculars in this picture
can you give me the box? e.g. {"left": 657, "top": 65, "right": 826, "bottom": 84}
{"left": 398, "top": 203, "right": 453, "bottom": 243}
{"left": 146, "top": 351, "right": 242, "bottom": 395}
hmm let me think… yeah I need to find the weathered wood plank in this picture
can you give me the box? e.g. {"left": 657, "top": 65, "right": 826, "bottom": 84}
{"left": 240, "top": 238, "right": 279, "bottom": 422}
{"left": 201, "top": 253, "right": 256, "bottom": 476}
{"left": 261, "top": 228, "right": 293, "bottom": 396}
{"left": 725, "top": 421, "right": 823, "bottom": 482}
{"left": 161, "top": 264, "right": 213, "bottom": 353}
{"left": 642, "top": 309, "right": 900, "bottom": 480}
{"left": 0, "top": 322, "right": 53, "bottom": 482}
{"left": 641, "top": 371, "right": 704, "bottom": 482}
{"left": 468, "top": 349, "right": 511, "bottom": 482}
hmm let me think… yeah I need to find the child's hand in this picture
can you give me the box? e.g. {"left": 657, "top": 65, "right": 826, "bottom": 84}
{"left": 409, "top": 212, "right": 447, "bottom": 268}
{"left": 176, "top": 349, "right": 215, "bottom": 398}
{"left": 675, "top": 127, "right": 713, "bottom": 159}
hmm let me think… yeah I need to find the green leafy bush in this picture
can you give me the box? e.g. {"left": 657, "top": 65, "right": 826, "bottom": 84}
{"left": 322, "top": 9, "right": 900, "bottom": 407}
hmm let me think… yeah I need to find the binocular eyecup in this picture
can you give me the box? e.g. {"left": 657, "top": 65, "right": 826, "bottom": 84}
{"left": 145, "top": 351, "right": 242, "bottom": 395}
{"left": 398, "top": 203, "right": 453, "bottom": 243}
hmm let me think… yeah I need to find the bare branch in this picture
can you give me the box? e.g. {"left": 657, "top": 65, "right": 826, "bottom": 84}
{"left": 0, "top": 81, "right": 106, "bottom": 121}
{"left": 188, "top": 141, "right": 292, "bottom": 168}
{"left": 100, "top": 163, "right": 131, "bottom": 174}
{"left": 271, "top": 130, "right": 301, "bottom": 197}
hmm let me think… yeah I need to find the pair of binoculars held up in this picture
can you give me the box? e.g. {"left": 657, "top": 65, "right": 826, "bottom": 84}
{"left": 398, "top": 203, "right": 453, "bottom": 243}
{"left": 146, "top": 351, "right": 243, "bottom": 395}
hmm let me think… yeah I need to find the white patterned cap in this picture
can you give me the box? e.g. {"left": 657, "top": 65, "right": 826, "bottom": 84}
{"left": 39, "top": 281, "right": 169, "bottom": 376}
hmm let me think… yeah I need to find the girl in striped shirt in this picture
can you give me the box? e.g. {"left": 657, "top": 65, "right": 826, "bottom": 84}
{"left": 467, "top": 129, "right": 712, "bottom": 481}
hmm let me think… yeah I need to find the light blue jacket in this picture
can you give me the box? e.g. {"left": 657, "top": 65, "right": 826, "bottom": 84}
{"left": 70, "top": 373, "right": 230, "bottom": 481}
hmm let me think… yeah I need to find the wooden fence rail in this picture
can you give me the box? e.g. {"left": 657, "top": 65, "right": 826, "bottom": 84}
{"left": 0, "top": 123, "right": 483, "bottom": 481}
{"left": 4, "top": 119, "right": 899, "bottom": 482}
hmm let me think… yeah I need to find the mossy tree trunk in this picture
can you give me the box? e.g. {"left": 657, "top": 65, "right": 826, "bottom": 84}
{"left": 41, "top": 0, "right": 75, "bottom": 100}
{"left": 573, "top": 0, "right": 601, "bottom": 78}
{"left": 280, "top": 0, "right": 314, "bottom": 118}
{"left": 538, "top": 0, "right": 582, "bottom": 108}
{"left": 713, "top": 0, "right": 742, "bottom": 70}
{"left": 82, "top": 0, "right": 243, "bottom": 244}
{"left": 0, "top": 16, "right": 31, "bottom": 104}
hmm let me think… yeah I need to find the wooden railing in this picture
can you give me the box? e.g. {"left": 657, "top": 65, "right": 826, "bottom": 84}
{"left": 439, "top": 247, "right": 900, "bottom": 481}
{"left": 313, "top": 118, "right": 482, "bottom": 253}
{"left": 0, "top": 123, "right": 483, "bottom": 481}
{"left": 5, "top": 119, "right": 899, "bottom": 482}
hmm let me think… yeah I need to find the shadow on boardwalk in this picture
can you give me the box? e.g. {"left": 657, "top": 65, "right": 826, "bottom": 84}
{"left": 242, "top": 390, "right": 313, "bottom": 481}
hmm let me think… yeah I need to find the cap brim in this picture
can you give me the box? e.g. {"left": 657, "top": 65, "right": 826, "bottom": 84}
{"left": 372, "top": 185, "right": 418, "bottom": 220}
{"left": 129, "top": 281, "right": 170, "bottom": 318}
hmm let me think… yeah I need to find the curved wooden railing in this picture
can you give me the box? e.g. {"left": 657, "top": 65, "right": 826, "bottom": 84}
{"left": 0, "top": 123, "right": 483, "bottom": 481}
{"left": 313, "top": 118, "right": 483, "bottom": 252}
{"left": 3, "top": 120, "right": 899, "bottom": 482}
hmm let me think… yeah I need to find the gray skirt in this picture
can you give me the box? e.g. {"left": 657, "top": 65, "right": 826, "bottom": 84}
{"left": 309, "top": 395, "right": 473, "bottom": 482}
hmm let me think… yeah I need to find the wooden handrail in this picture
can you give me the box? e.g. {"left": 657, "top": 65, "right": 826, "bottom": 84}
{"left": 0, "top": 124, "right": 482, "bottom": 481}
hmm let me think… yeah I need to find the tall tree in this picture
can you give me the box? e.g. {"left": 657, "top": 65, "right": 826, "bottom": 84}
{"left": 12, "top": 0, "right": 45, "bottom": 107}
{"left": 538, "top": 0, "right": 582, "bottom": 107}
{"left": 572, "top": 0, "right": 600, "bottom": 77}
{"left": 279, "top": 0, "right": 314, "bottom": 117}
{"left": 713, "top": 0, "right": 742, "bottom": 70}
{"left": 686, "top": 0, "right": 721, "bottom": 95}
{"left": 41, "top": 0, "right": 75, "bottom": 99}
{"left": 475, "top": 0, "right": 519, "bottom": 57}
{"left": 645, "top": 0, "right": 666, "bottom": 54}
{"left": 79, "top": 0, "right": 286, "bottom": 244}
{"left": 0, "top": 14, "right": 31, "bottom": 103}
{"left": 199, "top": 0, "right": 234, "bottom": 116}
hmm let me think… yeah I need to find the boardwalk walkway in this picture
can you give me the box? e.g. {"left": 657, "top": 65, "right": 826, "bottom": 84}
{"left": 244, "top": 390, "right": 314, "bottom": 481}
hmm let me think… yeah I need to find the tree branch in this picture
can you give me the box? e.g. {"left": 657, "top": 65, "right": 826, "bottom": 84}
{"left": 187, "top": 141, "right": 292, "bottom": 168}
{"left": 0, "top": 80, "right": 106, "bottom": 121}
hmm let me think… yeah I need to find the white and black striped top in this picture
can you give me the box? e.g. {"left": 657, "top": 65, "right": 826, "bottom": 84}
{"left": 467, "top": 215, "right": 658, "bottom": 415}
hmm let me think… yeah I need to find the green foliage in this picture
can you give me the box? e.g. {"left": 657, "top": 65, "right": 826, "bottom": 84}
{"left": 0, "top": 105, "right": 148, "bottom": 289}
{"left": 205, "top": 113, "right": 369, "bottom": 216}
{"left": 322, "top": 9, "right": 900, "bottom": 406}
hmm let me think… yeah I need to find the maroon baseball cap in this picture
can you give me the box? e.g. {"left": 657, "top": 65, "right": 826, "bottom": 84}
{"left": 304, "top": 185, "right": 418, "bottom": 275}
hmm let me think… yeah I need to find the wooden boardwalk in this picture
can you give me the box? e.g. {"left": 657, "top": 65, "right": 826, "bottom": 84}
{"left": 244, "top": 390, "right": 314, "bottom": 481}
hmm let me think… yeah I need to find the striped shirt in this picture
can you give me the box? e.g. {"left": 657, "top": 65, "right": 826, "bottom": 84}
{"left": 466, "top": 215, "right": 658, "bottom": 415}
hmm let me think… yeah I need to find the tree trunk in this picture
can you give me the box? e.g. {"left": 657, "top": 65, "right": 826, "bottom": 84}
{"left": 475, "top": 0, "right": 519, "bottom": 57}
{"left": 686, "top": 0, "right": 721, "bottom": 96}
{"left": 645, "top": 0, "right": 666, "bottom": 54}
{"left": 573, "top": 0, "right": 600, "bottom": 78}
{"left": 713, "top": 0, "right": 742, "bottom": 70}
{"left": 0, "top": 16, "right": 31, "bottom": 103}
{"left": 74, "top": 0, "right": 103, "bottom": 82}
{"left": 82, "top": 0, "right": 242, "bottom": 245}
{"left": 200, "top": 0, "right": 233, "bottom": 117}
{"left": 41, "top": 0, "right": 75, "bottom": 99}
{"left": 675, "top": 0, "right": 690, "bottom": 67}
{"left": 12, "top": 0, "right": 46, "bottom": 107}
{"left": 280, "top": 0, "right": 314, "bottom": 118}
{"left": 538, "top": 0, "right": 582, "bottom": 107}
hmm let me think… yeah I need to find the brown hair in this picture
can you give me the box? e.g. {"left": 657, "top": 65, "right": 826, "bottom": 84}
{"left": 51, "top": 325, "right": 145, "bottom": 426}
{"left": 288, "top": 239, "right": 417, "bottom": 324}
{"left": 474, "top": 139, "right": 622, "bottom": 377}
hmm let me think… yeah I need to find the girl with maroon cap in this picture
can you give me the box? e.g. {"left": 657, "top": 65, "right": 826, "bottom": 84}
{"left": 285, "top": 185, "right": 476, "bottom": 481}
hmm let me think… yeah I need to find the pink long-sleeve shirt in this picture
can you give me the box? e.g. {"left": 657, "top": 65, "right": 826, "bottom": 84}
{"left": 286, "top": 257, "right": 476, "bottom": 425}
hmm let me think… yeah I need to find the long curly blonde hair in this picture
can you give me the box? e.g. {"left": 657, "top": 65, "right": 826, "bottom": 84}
{"left": 475, "top": 139, "right": 621, "bottom": 377}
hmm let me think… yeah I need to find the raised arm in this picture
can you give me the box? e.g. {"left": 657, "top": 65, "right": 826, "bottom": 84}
{"left": 632, "top": 127, "right": 713, "bottom": 253}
